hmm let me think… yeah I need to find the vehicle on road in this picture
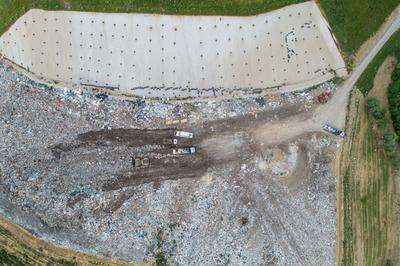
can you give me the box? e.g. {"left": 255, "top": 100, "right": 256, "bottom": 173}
{"left": 163, "top": 137, "right": 178, "bottom": 145}
{"left": 132, "top": 157, "right": 150, "bottom": 167}
{"left": 172, "top": 147, "right": 196, "bottom": 155}
{"left": 323, "top": 124, "right": 346, "bottom": 137}
{"left": 174, "top": 130, "right": 193, "bottom": 138}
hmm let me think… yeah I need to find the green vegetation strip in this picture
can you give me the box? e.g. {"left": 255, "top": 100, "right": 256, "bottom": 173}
{"left": 356, "top": 30, "right": 400, "bottom": 95}
{"left": 155, "top": 229, "right": 168, "bottom": 266}
{"left": 388, "top": 62, "right": 400, "bottom": 137}
{"left": 341, "top": 172, "right": 353, "bottom": 266}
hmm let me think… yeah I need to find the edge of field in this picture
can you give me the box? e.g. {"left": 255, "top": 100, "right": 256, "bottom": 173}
{"left": 336, "top": 57, "right": 400, "bottom": 265}
{"left": 0, "top": 215, "right": 151, "bottom": 265}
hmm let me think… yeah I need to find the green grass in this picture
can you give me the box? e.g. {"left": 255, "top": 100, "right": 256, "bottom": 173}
{"left": 356, "top": 30, "right": 400, "bottom": 95}
{"left": 0, "top": 0, "right": 307, "bottom": 36}
{"left": 319, "top": 0, "right": 399, "bottom": 54}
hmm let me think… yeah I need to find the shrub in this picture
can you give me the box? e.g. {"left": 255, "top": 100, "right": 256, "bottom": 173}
{"left": 366, "top": 98, "right": 380, "bottom": 114}
{"left": 376, "top": 115, "right": 388, "bottom": 129}
{"left": 366, "top": 97, "right": 388, "bottom": 129}
{"left": 385, "top": 260, "right": 395, "bottom": 266}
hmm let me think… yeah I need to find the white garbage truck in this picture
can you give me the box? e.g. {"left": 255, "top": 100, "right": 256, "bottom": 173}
{"left": 172, "top": 147, "right": 196, "bottom": 155}
{"left": 174, "top": 130, "right": 193, "bottom": 138}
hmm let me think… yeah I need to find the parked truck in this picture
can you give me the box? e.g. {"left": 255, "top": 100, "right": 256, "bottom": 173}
{"left": 323, "top": 124, "right": 345, "bottom": 138}
{"left": 174, "top": 130, "right": 193, "bottom": 138}
{"left": 172, "top": 147, "right": 196, "bottom": 155}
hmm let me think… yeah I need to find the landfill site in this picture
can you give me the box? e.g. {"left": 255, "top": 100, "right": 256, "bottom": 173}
{"left": 0, "top": 1, "right": 344, "bottom": 265}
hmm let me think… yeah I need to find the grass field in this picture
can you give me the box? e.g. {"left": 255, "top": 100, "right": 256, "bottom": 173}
{"left": 318, "top": 0, "right": 399, "bottom": 54}
{"left": 0, "top": 215, "right": 148, "bottom": 266}
{"left": 337, "top": 84, "right": 400, "bottom": 265}
{"left": 356, "top": 30, "right": 400, "bottom": 95}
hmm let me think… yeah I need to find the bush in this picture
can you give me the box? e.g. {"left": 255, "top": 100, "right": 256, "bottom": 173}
{"left": 377, "top": 115, "right": 388, "bottom": 129}
{"left": 366, "top": 97, "right": 388, "bottom": 129}
{"left": 385, "top": 260, "right": 395, "bottom": 266}
{"left": 366, "top": 98, "right": 380, "bottom": 114}
{"left": 383, "top": 133, "right": 398, "bottom": 154}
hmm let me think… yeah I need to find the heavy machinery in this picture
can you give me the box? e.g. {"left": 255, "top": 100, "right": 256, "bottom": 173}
{"left": 132, "top": 157, "right": 150, "bottom": 167}
{"left": 172, "top": 147, "right": 196, "bottom": 155}
{"left": 163, "top": 137, "right": 178, "bottom": 145}
{"left": 323, "top": 124, "right": 345, "bottom": 138}
{"left": 174, "top": 130, "right": 193, "bottom": 138}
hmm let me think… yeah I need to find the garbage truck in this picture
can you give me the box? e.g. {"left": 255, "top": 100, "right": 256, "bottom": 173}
{"left": 174, "top": 131, "right": 193, "bottom": 138}
{"left": 172, "top": 147, "right": 196, "bottom": 155}
{"left": 323, "top": 124, "right": 345, "bottom": 138}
